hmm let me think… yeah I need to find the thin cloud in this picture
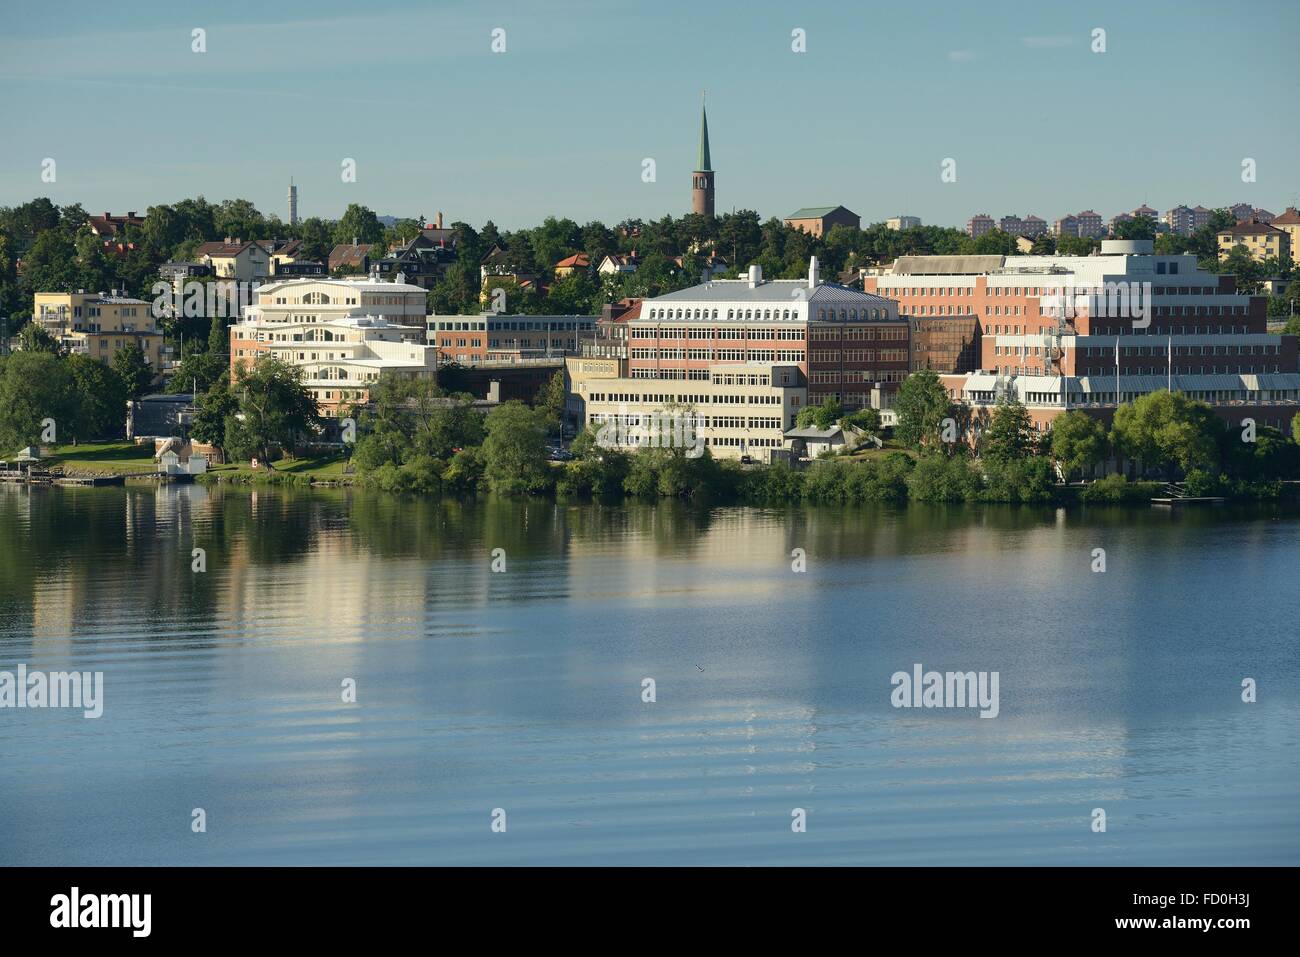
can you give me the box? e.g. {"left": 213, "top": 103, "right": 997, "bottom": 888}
{"left": 1022, "top": 35, "right": 1075, "bottom": 48}
{"left": 947, "top": 50, "right": 975, "bottom": 62}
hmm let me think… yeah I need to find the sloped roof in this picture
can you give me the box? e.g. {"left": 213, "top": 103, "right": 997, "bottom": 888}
{"left": 786, "top": 206, "right": 856, "bottom": 220}
{"left": 890, "top": 255, "right": 1006, "bottom": 275}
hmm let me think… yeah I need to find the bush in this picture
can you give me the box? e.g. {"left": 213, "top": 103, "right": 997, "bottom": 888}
{"left": 979, "top": 457, "right": 1055, "bottom": 503}
{"left": 906, "top": 454, "right": 982, "bottom": 502}
{"left": 1080, "top": 474, "right": 1162, "bottom": 503}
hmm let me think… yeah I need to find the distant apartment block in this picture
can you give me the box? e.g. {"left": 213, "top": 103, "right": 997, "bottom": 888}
{"left": 784, "top": 206, "right": 861, "bottom": 238}
{"left": 1052, "top": 215, "right": 1079, "bottom": 238}
{"left": 1231, "top": 203, "right": 1274, "bottom": 224}
{"left": 1075, "top": 210, "right": 1105, "bottom": 238}
{"left": 886, "top": 215, "right": 922, "bottom": 230}
{"left": 966, "top": 214, "right": 995, "bottom": 238}
{"left": 998, "top": 215, "right": 1047, "bottom": 238}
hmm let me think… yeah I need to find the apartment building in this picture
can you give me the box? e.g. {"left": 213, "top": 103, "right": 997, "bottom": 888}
{"left": 32, "top": 291, "right": 164, "bottom": 368}
{"left": 231, "top": 315, "right": 436, "bottom": 415}
{"left": 229, "top": 276, "right": 432, "bottom": 414}
{"left": 966, "top": 214, "right": 995, "bottom": 238}
{"left": 1270, "top": 207, "right": 1300, "bottom": 258}
{"left": 1217, "top": 221, "right": 1291, "bottom": 263}
{"left": 886, "top": 215, "right": 922, "bottom": 231}
{"left": 629, "top": 258, "right": 906, "bottom": 410}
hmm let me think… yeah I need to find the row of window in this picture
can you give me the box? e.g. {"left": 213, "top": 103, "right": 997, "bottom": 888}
{"left": 630, "top": 327, "right": 805, "bottom": 340}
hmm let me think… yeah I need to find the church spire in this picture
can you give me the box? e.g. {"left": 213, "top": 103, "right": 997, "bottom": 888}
{"left": 697, "top": 95, "right": 712, "bottom": 172}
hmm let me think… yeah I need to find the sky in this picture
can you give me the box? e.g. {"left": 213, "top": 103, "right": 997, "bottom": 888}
{"left": 1, "top": 0, "right": 1297, "bottom": 230}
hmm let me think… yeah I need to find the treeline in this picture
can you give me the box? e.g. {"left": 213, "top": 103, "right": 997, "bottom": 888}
{"left": 345, "top": 369, "right": 1300, "bottom": 507}
{"left": 0, "top": 324, "right": 153, "bottom": 450}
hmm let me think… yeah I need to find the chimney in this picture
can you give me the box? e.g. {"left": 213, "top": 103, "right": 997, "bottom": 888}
{"left": 808, "top": 256, "right": 820, "bottom": 289}
{"left": 224, "top": 236, "right": 233, "bottom": 244}
{"left": 436, "top": 211, "right": 443, "bottom": 229}
{"left": 127, "top": 211, "right": 136, "bottom": 218}
{"left": 353, "top": 236, "right": 358, "bottom": 247}
{"left": 747, "top": 263, "right": 762, "bottom": 288}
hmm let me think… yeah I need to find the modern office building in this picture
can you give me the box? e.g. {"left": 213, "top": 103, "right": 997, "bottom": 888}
{"left": 427, "top": 314, "right": 597, "bottom": 363}
{"left": 568, "top": 357, "right": 806, "bottom": 463}
{"left": 628, "top": 257, "right": 906, "bottom": 409}
{"left": 864, "top": 240, "right": 1300, "bottom": 436}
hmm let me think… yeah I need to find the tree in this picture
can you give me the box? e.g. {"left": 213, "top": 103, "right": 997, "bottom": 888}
{"left": 1113, "top": 216, "right": 1158, "bottom": 241}
{"left": 539, "top": 370, "right": 566, "bottom": 430}
{"left": 481, "top": 401, "right": 551, "bottom": 494}
{"left": 224, "top": 357, "right": 320, "bottom": 464}
{"left": 19, "top": 229, "right": 79, "bottom": 293}
{"left": 67, "top": 353, "right": 128, "bottom": 441}
{"left": 1050, "top": 410, "right": 1108, "bottom": 479}
{"left": 796, "top": 397, "right": 844, "bottom": 430}
{"left": 0, "top": 351, "right": 78, "bottom": 452}
{"left": 333, "top": 204, "right": 385, "bottom": 246}
{"left": 16, "top": 321, "right": 59, "bottom": 353}
{"left": 112, "top": 342, "right": 155, "bottom": 399}
{"left": 190, "top": 378, "right": 238, "bottom": 447}
{"left": 894, "top": 370, "right": 953, "bottom": 450}
{"left": 980, "top": 397, "right": 1034, "bottom": 464}
{"left": 1111, "top": 389, "right": 1222, "bottom": 478}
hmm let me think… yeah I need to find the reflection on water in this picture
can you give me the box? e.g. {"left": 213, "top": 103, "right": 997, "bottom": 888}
{"left": 1, "top": 483, "right": 1297, "bottom": 865}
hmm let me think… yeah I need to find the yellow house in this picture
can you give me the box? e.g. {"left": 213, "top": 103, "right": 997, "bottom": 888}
{"left": 1216, "top": 221, "right": 1291, "bottom": 263}
{"left": 1269, "top": 208, "right": 1300, "bottom": 260}
{"left": 32, "top": 291, "right": 165, "bottom": 368}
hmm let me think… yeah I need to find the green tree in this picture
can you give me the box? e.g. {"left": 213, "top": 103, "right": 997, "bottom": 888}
{"left": 67, "top": 353, "right": 128, "bottom": 441}
{"left": 539, "top": 369, "right": 566, "bottom": 430}
{"left": 16, "top": 321, "right": 60, "bottom": 353}
{"left": 893, "top": 370, "right": 953, "bottom": 450}
{"left": 0, "top": 351, "right": 78, "bottom": 451}
{"left": 481, "top": 401, "right": 552, "bottom": 494}
{"left": 112, "top": 342, "right": 155, "bottom": 399}
{"left": 1049, "top": 410, "right": 1109, "bottom": 479}
{"left": 225, "top": 357, "right": 320, "bottom": 464}
{"left": 980, "top": 397, "right": 1034, "bottom": 464}
{"left": 333, "top": 204, "right": 385, "bottom": 247}
{"left": 190, "top": 378, "right": 238, "bottom": 447}
{"left": 796, "top": 397, "right": 844, "bottom": 430}
{"left": 1111, "top": 389, "right": 1222, "bottom": 478}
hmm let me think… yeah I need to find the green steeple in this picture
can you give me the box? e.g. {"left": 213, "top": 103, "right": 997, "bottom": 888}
{"left": 697, "top": 100, "right": 711, "bottom": 172}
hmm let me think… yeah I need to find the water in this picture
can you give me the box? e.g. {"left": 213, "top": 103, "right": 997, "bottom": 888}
{"left": 1, "top": 483, "right": 1297, "bottom": 866}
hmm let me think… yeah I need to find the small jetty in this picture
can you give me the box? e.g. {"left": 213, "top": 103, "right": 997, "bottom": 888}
{"left": 1152, "top": 481, "right": 1225, "bottom": 506}
{"left": 53, "top": 475, "right": 127, "bottom": 487}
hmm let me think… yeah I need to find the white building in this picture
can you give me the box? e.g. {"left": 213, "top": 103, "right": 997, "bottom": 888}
{"left": 230, "top": 276, "right": 434, "bottom": 415}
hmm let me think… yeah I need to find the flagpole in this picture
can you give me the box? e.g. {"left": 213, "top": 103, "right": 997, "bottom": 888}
{"left": 1115, "top": 335, "right": 1120, "bottom": 406}
{"left": 1167, "top": 334, "right": 1172, "bottom": 392}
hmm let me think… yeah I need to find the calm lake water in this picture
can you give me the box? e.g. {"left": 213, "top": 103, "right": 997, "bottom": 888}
{"left": 1, "top": 483, "right": 1297, "bottom": 866}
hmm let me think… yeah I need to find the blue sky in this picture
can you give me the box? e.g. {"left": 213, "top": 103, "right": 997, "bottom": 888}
{"left": 1, "top": 0, "right": 1297, "bottom": 229}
